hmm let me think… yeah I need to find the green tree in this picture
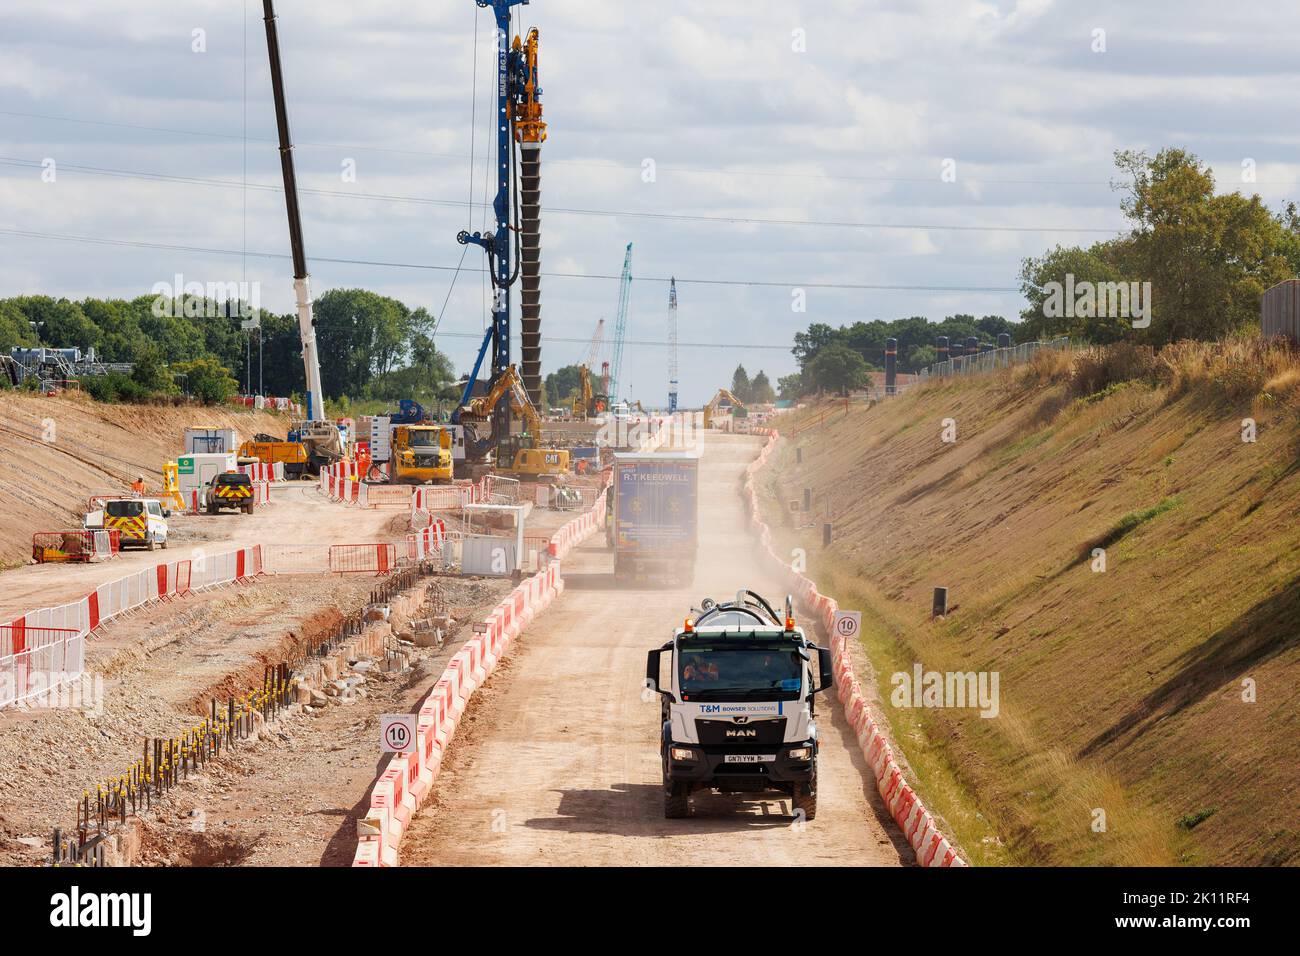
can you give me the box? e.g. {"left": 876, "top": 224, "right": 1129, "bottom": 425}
{"left": 173, "top": 358, "right": 238, "bottom": 405}
{"left": 808, "top": 344, "right": 869, "bottom": 394}
{"left": 1019, "top": 149, "right": 1293, "bottom": 346}
{"left": 776, "top": 372, "right": 806, "bottom": 401}
{"left": 749, "top": 369, "right": 776, "bottom": 404}
{"left": 130, "top": 344, "right": 175, "bottom": 394}
{"left": 907, "top": 345, "right": 938, "bottom": 371}
{"left": 731, "top": 364, "right": 751, "bottom": 402}
{"left": 543, "top": 364, "right": 585, "bottom": 408}
{"left": 314, "top": 289, "right": 431, "bottom": 399}
{"left": 0, "top": 300, "right": 38, "bottom": 354}
{"left": 792, "top": 322, "right": 837, "bottom": 367}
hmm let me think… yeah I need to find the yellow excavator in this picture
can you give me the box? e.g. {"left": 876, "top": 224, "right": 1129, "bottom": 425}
{"left": 571, "top": 365, "right": 608, "bottom": 421}
{"left": 460, "top": 365, "right": 570, "bottom": 479}
{"left": 702, "top": 388, "right": 745, "bottom": 428}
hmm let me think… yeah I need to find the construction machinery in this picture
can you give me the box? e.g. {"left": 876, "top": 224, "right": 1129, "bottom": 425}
{"left": 457, "top": 364, "right": 569, "bottom": 479}
{"left": 607, "top": 243, "right": 633, "bottom": 404}
{"left": 239, "top": 435, "right": 309, "bottom": 478}
{"left": 571, "top": 319, "right": 608, "bottom": 420}
{"left": 287, "top": 420, "right": 345, "bottom": 473}
{"left": 366, "top": 399, "right": 455, "bottom": 484}
{"left": 667, "top": 277, "right": 679, "bottom": 413}
{"left": 262, "top": 1, "right": 330, "bottom": 434}
{"left": 160, "top": 462, "right": 188, "bottom": 512}
{"left": 390, "top": 424, "right": 454, "bottom": 484}
{"left": 646, "top": 591, "right": 834, "bottom": 820}
{"left": 702, "top": 388, "right": 746, "bottom": 429}
{"left": 455, "top": 0, "right": 546, "bottom": 458}
{"left": 571, "top": 365, "right": 609, "bottom": 421}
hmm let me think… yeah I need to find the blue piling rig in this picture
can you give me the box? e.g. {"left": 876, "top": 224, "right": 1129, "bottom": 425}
{"left": 454, "top": 0, "right": 542, "bottom": 457}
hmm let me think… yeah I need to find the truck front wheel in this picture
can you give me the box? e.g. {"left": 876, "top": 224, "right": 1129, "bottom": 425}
{"left": 664, "top": 781, "right": 690, "bottom": 819}
{"left": 791, "top": 766, "right": 817, "bottom": 822}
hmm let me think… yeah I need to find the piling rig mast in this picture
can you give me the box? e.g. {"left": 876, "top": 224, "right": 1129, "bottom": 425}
{"left": 455, "top": 0, "right": 546, "bottom": 457}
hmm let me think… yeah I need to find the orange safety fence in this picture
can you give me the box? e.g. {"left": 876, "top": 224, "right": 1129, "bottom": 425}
{"left": 329, "top": 543, "right": 397, "bottom": 575}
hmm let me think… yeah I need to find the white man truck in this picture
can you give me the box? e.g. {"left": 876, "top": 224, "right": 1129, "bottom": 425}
{"left": 646, "top": 590, "right": 835, "bottom": 819}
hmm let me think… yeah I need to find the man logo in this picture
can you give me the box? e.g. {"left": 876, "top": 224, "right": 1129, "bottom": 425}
{"left": 725, "top": 728, "right": 757, "bottom": 738}
{"left": 732, "top": 716, "right": 749, "bottom": 724}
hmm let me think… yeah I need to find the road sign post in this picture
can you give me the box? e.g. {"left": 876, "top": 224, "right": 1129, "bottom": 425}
{"left": 831, "top": 610, "right": 861, "bottom": 651}
{"left": 379, "top": 713, "right": 417, "bottom": 753}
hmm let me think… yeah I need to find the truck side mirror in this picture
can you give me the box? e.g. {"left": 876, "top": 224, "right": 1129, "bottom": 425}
{"left": 645, "top": 646, "right": 675, "bottom": 702}
{"left": 812, "top": 644, "right": 835, "bottom": 694}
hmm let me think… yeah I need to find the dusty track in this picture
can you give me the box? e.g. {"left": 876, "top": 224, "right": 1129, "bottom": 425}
{"left": 0, "top": 482, "right": 398, "bottom": 620}
{"left": 403, "top": 433, "right": 911, "bottom": 866}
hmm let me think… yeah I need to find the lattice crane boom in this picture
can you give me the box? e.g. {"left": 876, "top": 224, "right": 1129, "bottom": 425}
{"left": 607, "top": 242, "right": 633, "bottom": 403}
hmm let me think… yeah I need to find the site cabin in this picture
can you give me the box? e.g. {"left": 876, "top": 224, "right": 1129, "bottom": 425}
{"left": 177, "top": 453, "right": 239, "bottom": 496}
{"left": 84, "top": 498, "right": 170, "bottom": 551}
{"left": 646, "top": 591, "right": 834, "bottom": 820}
{"left": 206, "top": 471, "right": 255, "bottom": 515}
{"left": 183, "top": 426, "right": 237, "bottom": 454}
{"left": 608, "top": 451, "right": 699, "bottom": 585}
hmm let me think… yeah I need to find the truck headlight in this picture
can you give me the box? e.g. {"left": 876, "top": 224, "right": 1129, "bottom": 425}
{"left": 670, "top": 747, "right": 696, "bottom": 761}
{"left": 788, "top": 747, "right": 812, "bottom": 761}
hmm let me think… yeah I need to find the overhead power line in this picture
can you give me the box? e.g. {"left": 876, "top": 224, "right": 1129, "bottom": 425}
{"left": 0, "top": 227, "right": 1024, "bottom": 293}
{"left": 5, "top": 107, "right": 1297, "bottom": 190}
{"left": 0, "top": 155, "right": 1123, "bottom": 236}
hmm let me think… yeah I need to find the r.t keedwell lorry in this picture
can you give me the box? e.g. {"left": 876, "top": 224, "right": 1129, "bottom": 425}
{"left": 606, "top": 451, "right": 699, "bottom": 585}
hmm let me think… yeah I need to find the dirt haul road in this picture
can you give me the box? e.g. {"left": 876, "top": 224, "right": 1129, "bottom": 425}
{"left": 404, "top": 433, "right": 911, "bottom": 866}
{"left": 0, "top": 482, "right": 399, "bottom": 621}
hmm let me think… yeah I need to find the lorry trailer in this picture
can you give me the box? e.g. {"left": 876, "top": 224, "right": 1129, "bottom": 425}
{"left": 608, "top": 451, "right": 698, "bottom": 585}
{"left": 646, "top": 591, "right": 834, "bottom": 819}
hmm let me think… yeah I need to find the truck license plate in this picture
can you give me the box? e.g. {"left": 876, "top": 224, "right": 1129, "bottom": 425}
{"left": 723, "top": 754, "right": 775, "bottom": 763}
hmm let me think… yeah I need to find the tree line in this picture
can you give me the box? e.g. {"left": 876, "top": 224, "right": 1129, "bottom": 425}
{"left": 0, "top": 288, "right": 456, "bottom": 408}
{"left": 784, "top": 148, "right": 1300, "bottom": 398}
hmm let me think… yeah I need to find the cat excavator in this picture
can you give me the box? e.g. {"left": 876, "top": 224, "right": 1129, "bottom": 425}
{"left": 457, "top": 364, "right": 570, "bottom": 479}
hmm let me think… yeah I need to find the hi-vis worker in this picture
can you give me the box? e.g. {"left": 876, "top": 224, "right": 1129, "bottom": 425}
{"left": 131, "top": 474, "right": 147, "bottom": 496}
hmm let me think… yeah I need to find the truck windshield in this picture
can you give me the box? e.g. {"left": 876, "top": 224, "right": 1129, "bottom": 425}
{"left": 678, "top": 641, "right": 803, "bottom": 702}
{"left": 410, "top": 431, "right": 440, "bottom": 447}
{"left": 105, "top": 501, "right": 144, "bottom": 517}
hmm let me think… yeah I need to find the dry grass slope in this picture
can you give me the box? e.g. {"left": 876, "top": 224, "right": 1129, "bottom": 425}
{"left": 0, "top": 391, "right": 293, "bottom": 568}
{"left": 765, "top": 337, "right": 1300, "bottom": 866}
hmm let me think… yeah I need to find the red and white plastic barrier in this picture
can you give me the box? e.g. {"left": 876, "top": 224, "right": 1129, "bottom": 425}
{"left": 2, "top": 545, "right": 264, "bottom": 710}
{"left": 743, "top": 428, "right": 966, "bottom": 867}
{"left": 407, "top": 521, "right": 447, "bottom": 562}
{"left": 353, "top": 557, "right": 566, "bottom": 867}
{"left": 231, "top": 395, "right": 300, "bottom": 414}
{"left": 239, "top": 462, "right": 286, "bottom": 482}
{"left": 353, "top": 486, "right": 609, "bottom": 866}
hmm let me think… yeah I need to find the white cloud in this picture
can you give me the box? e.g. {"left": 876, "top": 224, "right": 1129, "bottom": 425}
{"left": 0, "top": 0, "right": 1291, "bottom": 404}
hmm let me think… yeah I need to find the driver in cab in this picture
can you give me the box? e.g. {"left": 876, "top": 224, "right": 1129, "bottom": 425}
{"left": 683, "top": 655, "right": 719, "bottom": 682}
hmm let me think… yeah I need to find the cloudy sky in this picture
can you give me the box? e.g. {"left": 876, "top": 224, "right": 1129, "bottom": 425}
{"left": 1, "top": 0, "right": 1295, "bottom": 405}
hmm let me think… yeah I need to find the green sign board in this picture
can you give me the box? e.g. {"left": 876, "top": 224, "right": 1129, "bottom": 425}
{"left": 179, "top": 456, "right": 195, "bottom": 475}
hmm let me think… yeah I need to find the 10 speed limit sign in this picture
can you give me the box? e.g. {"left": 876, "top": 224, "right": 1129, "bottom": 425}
{"left": 831, "top": 610, "right": 861, "bottom": 643}
{"left": 380, "top": 714, "right": 417, "bottom": 753}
